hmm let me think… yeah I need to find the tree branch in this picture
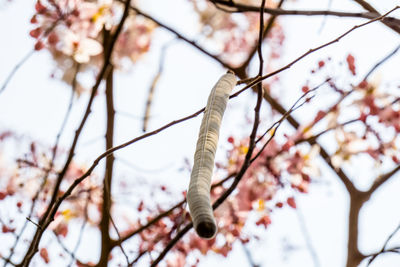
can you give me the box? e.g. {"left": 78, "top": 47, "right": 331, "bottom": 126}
{"left": 121, "top": 1, "right": 235, "bottom": 70}
{"left": 112, "top": 173, "right": 236, "bottom": 247}
{"left": 36, "top": 9, "right": 399, "bottom": 255}
{"left": 110, "top": 216, "right": 130, "bottom": 266}
{"left": 143, "top": 42, "right": 172, "bottom": 132}
{"left": 363, "top": 43, "right": 400, "bottom": 81}
{"left": 151, "top": 5, "right": 267, "bottom": 263}
{"left": 210, "top": 0, "right": 380, "bottom": 19}
{"left": 351, "top": 0, "right": 400, "bottom": 34}
{"left": 366, "top": 165, "right": 400, "bottom": 196}
{"left": 0, "top": 50, "right": 34, "bottom": 96}
{"left": 238, "top": 0, "right": 285, "bottom": 73}
{"left": 365, "top": 222, "right": 400, "bottom": 266}
{"left": 97, "top": 30, "right": 116, "bottom": 265}
{"left": 258, "top": 6, "right": 399, "bottom": 82}
{"left": 0, "top": 19, "right": 60, "bottom": 96}
{"left": 149, "top": 75, "right": 315, "bottom": 265}
{"left": 3, "top": 63, "right": 80, "bottom": 267}
{"left": 16, "top": 0, "right": 133, "bottom": 265}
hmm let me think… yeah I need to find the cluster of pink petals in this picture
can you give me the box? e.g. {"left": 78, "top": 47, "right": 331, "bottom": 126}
{"left": 30, "top": 0, "right": 113, "bottom": 63}
{"left": 188, "top": 0, "right": 283, "bottom": 65}
{"left": 0, "top": 133, "right": 102, "bottom": 239}
{"left": 29, "top": 0, "right": 155, "bottom": 91}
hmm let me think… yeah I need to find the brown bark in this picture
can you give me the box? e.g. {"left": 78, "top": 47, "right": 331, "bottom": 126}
{"left": 345, "top": 190, "right": 367, "bottom": 267}
{"left": 97, "top": 66, "right": 115, "bottom": 267}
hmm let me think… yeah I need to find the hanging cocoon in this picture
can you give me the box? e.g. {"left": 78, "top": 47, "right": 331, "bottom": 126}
{"left": 187, "top": 71, "right": 237, "bottom": 239}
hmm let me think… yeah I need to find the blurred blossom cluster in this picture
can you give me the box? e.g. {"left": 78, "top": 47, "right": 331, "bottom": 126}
{"left": 29, "top": 0, "right": 155, "bottom": 92}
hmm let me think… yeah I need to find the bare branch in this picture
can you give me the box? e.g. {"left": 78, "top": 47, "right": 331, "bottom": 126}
{"left": 295, "top": 119, "right": 359, "bottom": 145}
{"left": 258, "top": 6, "right": 400, "bottom": 82}
{"left": 143, "top": 42, "right": 173, "bottom": 132}
{"left": 13, "top": 7, "right": 397, "bottom": 266}
{"left": 149, "top": 73, "right": 312, "bottom": 265}
{"left": 367, "top": 165, "right": 400, "bottom": 196}
{"left": 209, "top": 0, "right": 380, "bottom": 19}
{"left": 351, "top": 0, "right": 400, "bottom": 34}
{"left": 234, "top": 7, "right": 398, "bottom": 196}
{"left": 16, "top": 0, "right": 134, "bottom": 265}
{"left": 150, "top": 223, "right": 193, "bottom": 267}
{"left": 67, "top": 196, "right": 89, "bottom": 267}
{"left": 257, "top": 0, "right": 267, "bottom": 76}
{"left": 295, "top": 203, "right": 321, "bottom": 267}
{"left": 2, "top": 64, "right": 79, "bottom": 267}
{"left": 365, "top": 222, "right": 400, "bottom": 266}
{"left": 352, "top": 0, "right": 377, "bottom": 13}
{"left": 0, "top": 19, "right": 61, "bottom": 96}
{"left": 0, "top": 51, "right": 34, "bottom": 96}
{"left": 238, "top": 0, "right": 285, "bottom": 73}
{"left": 113, "top": 173, "right": 236, "bottom": 247}
{"left": 151, "top": 5, "right": 268, "bottom": 260}
{"left": 121, "top": 1, "right": 235, "bottom": 70}
{"left": 242, "top": 243, "right": 260, "bottom": 267}
{"left": 110, "top": 217, "right": 130, "bottom": 266}
{"left": 0, "top": 256, "right": 16, "bottom": 267}
{"left": 363, "top": 44, "right": 400, "bottom": 81}
{"left": 251, "top": 80, "right": 326, "bottom": 162}
{"left": 97, "top": 33, "right": 116, "bottom": 265}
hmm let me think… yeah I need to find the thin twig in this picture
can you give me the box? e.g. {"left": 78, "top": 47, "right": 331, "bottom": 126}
{"left": 209, "top": 0, "right": 376, "bottom": 17}
{"left": 317, "top": 0, "right": 334, "bottom": 33}
{"left": 0, "top": 256, "right": 16, "bottom": 267}
{"left": 0, "top": 51, "right": 34, "bottom": 95}
{"left": 367, "top": 165, "right": 400, "bottom": 196}
{"left": 56, "top": 63, "right": 80, "bottom": 144}
{"left": 151, "top": 4, "right": 267, "bottom": 264}
{"left": 3, "top": 65, "right": 80, "bottom": 267}
{"left": 295, "top": 201, "right": 321, "bottom": 267}
{"left": 239, "top": 0, "right": 285, "bottom": 73}
{"left": 67, "top": 194, "right": 90, "bottom": 267}
{"left": 363, "top": 44, "right": 400, "bottom": 81}
{"left": 366, "top": 222, "right": 400, "bottom": 266}
{"left": 128, "top": 251, "right": 146, "bottom": 266}
{"left": 351, "top": 0, "right": 400, "bottom": 35}
{"left": 257, "top": 0, "right": 267, "bottom": 76}
{"left": 0, "top": 19, "right": 61, "bottom": 96}
{"left": 122, "top": 1, "right": 234, "bottom": 70}
{"left": 17, "top": 1, "right": 133, "bottom": 265}
{"left": 25, "top": 218, "right": 42, "bottom": 230}
{"left": 45, "top": 9, "right": 400, "bottom": 253}
{"left": 257, "top": 7, "right": 399, "bottom": 82}
{"left": 143, "top": 41, "right": 174, "bottom": 132}
{"left": 110, "top": 217, "right": 130, "bottom": 266}
{"left": 16, "top": 7, "right": 397, "bottom": 266}
{"left": 242, "top": 243, "right": 260, "bottom": 267}
{"left": 114, "top": 172, "right": 236, "bottom": 247}
{"left": 233, "top": 7, "right": 398, "bottom": 196}
{"left": 254, "top": 79, "right": 327, "bottom": 146}
{"left": 148, "top": 80, "right": 319, "bottom": 265}
{"left": 295, "top": 119, "right": 359, "bottom": 145}
{"left": 113, "top": 199, "right": 186, "bottom": 246}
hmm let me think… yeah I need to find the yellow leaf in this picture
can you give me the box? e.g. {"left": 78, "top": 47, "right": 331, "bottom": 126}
{"left": 239, "top": 145, "right": 248, "bottom": 154}
{"left": 91, "top": 5, "right": 108, "bottom": 22}
{"left": 302, "top": 125, "right": 312, "bottom": 133}
{"left": 61, "top": 209, "right": 73, "bottom": 221}
{"left": 257, "top": 199, "right": 265, "bottom": 211}
{"left": 269, "top": 127, "right": 276, "bottom": 136}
